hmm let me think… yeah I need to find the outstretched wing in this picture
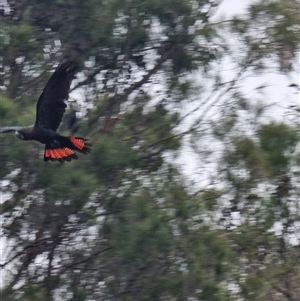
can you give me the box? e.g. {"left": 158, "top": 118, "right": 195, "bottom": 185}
{"left": 35, "top": 61, "right": 76, "bottom": 131}
{"left": 0, "top": 126, "right": 20, "bottom": 133}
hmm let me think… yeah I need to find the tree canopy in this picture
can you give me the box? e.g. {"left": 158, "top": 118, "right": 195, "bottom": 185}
{"left": 1, "top": 0, "right": 299, "bottom": 300}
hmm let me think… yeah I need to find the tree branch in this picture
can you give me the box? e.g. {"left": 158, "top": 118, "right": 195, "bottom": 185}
{"left": 62, "top": 247, "right": 112, "bottom": 269}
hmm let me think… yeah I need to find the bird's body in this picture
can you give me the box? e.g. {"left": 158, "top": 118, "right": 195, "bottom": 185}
{"left": 0, "top": 61, "right": 90, "bottom": 162}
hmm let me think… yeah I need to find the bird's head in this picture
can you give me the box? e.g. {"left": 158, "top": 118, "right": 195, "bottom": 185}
{"left": 15, "top": 131, "right": 25, "bottom": 140}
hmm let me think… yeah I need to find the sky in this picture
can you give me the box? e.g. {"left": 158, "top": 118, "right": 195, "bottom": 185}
{"left": 175, "top": 0, "right": 300, "bottom": 186}
{"left": 215, "top": 0, "right": 299, "bottom": 108}
{"left": 214, "top": 0, "right": 255, "bottom": 18}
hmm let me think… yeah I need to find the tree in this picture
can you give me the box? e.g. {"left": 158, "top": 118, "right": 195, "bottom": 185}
{"left": 213, "top": 121, "right": 300, "bottom": 301}
{"left": 0, "top": 0, "right": 230, "bottom": 300}
{"left": 1, "top": 0, "right": 299, "bottom": 300}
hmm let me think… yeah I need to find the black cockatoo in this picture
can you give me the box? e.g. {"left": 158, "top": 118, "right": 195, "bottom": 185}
{"left": 0, "top": 61, "right": 90, "bottom": 162}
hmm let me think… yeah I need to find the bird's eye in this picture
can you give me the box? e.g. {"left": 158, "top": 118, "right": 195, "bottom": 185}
{"left": 15, "top": 131, "right": 24, "bottom": 140}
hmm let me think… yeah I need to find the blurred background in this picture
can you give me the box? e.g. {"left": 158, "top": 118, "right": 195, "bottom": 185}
{"left": 0, "top": 0, "right": 299, "bottom": 300}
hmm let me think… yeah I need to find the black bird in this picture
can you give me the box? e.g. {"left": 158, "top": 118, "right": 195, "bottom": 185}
{"left": 0, "top": 61, "right": 90, "bottom": 162}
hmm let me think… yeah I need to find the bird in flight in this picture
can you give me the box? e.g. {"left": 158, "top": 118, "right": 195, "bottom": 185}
{"left": 0, "top": 61, "right": 90, "bottom": 162}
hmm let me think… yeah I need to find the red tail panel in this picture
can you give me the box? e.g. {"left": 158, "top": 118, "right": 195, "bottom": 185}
{"left": 44, "top": 137, "right": 90, "bottom": 163}
{"left": 69, "top": 137, "right": 85, "bottom": 150}
{"left": 68, "top": 137, "right": 90, "bottom": 154}
{"left": 44, "top": 147, "right": 78, "bottom": 162}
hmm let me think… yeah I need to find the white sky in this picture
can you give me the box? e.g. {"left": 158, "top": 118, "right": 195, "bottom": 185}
{"left": 214, "top": 0, "right": 299, "bottom": 114}
{"left": 175, "top": 0, "right": 300, "bottom": 186}
{"left": 214, "top": 0, "right": 255, "bottom": 19}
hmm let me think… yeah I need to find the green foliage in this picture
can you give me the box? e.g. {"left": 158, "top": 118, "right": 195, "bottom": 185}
{"left": 142, "top": 0, "right": 191, "bottom": 23}
{"left": 1, "top": 0, "right": 300, "bottom": 300}
{"left": 172, "top": 46, "right": 197, "bottom": 74}
{"left": 0, "top": 95, "right": 15, "bottom": 118}
{"left": 22, "top": 284, "right": 44, "bottom": 301}
{"left": 199, "top": 189, "right": 220, "bottom": 210}
{"left": 258, "top": 122, "right": 299, "bottom": 175}
{"left": 224, "top": 136, "right": 269, "bottom": 181}
{"left": 241, "top": 275, "right": 264, "bottom": 300}
{"left": 8, "top": 25, "right": 35, "bottom": 52}
{"left": 90, "top": 135, "right": 138, "bottom": 180}
{"left": 223, "top": 122, "right": 299, "bottom": 181}
{"left": 238, "top": 0, "right": 300, "bottom": 70}
{"left": 1, "top": 25, "right": 42, "bottom": 69}
{"left": 112, "top": 191, "right": 171, "bottom": 262}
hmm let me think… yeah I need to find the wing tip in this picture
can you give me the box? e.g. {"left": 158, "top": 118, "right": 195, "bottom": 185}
{"left": 57, "top": 60, "right": 77, "bottom": 75}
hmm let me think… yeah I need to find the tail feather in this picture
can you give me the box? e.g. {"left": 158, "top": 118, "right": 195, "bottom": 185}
{"left": 44, "top": 147, "right": 78, "bottom": 162}
{"left": 68, "top": 137, "right": 91, "bottom": 154}
{"left": 44, "top": 136, "right": 90, "bottom": 163}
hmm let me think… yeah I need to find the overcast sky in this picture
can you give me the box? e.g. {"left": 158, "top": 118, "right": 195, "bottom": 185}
{"left": 215, "top": 0, "right": 298, "bottom": 110}
{"left": 176, "top": 0, "right": 299, "bottom": 186}
{"left": 214, "top": 0, "right": 255, "bottom": 19}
